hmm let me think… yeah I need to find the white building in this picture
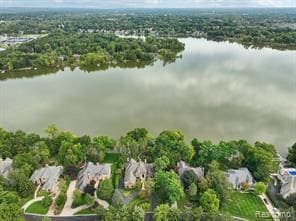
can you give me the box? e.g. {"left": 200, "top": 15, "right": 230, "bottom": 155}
{"left": 277, "top": 168, "right": 296, "bottom": 198}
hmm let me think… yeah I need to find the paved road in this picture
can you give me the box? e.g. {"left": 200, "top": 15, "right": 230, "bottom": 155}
{"left": 260, "top": 193, "right": 280, "bottom": 221}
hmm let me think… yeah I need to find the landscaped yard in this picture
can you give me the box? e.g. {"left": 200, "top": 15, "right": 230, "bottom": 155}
{"left": 222, "top": 192, "right": 272, "bottom": 221}
{"left": 128, "top": 196, "right": 150, "bottom": 210}
{"left": 26, "top": 201, "right": 49, "bottom": 215}
{"left": 104, "top": 153, "right": 122, "bottom": 188}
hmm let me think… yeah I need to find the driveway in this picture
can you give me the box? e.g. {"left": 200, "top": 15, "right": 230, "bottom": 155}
{"left": 60, "top": 180, "right": 77, "bottom": 216}
{"left": 94, "top": 192, "right": 109, "bottom": 209}
{"left": 259, "top": 194, "right": 280, "bottom": 221}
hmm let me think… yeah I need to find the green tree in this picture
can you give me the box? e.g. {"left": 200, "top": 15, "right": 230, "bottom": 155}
{"left": 85, "top": 193, "right": 94, "bottom": 205}
{"left": 154, "top": 130, "right": 194, "bottom": 167}
{"left": 188, "top": 183, "right": 197, "bottom": 197}
{"left": 255, "top": 182, "right": 267, "bottom": 195}
{"left": 58, "top": 141, "right": 83, "bottom": 166}
{"left": 0, "top": 203, "right": 23, "bottom": 221}
{"left": 181, "top": 170, "right": 198, "bottom": 189}
{"left": 154, "top": 156, "right": 170, "bottom": 172}
{"left": 153, "top": 171, "right": 184, "bottom": 205}
{"left": 97, "top": 179, "right": 114, "bottom": 202}
{"left": 206, "top": 161, "right": 231, "bottom": 206}
{"left": 11, "top": 172, "right": 34, "bottom": 198}
{"left": 154, "top": 204, "right": 170, "bottom": 221}
{"left": 131, "top": 206, "right": 145, "bottom": 221}
{"left": 200, "top": 189, "right": 219, "bottom": 212}
{"left": 287, "top": 143, "right": 296, "bottom": 167}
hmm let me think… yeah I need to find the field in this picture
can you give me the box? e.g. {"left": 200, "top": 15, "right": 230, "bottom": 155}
{"left": 222, "top": 192, "right": 272, "bottom": 221}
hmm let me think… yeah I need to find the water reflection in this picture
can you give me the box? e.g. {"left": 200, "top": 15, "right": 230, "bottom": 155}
{"left": 0, "top": 38, "right": 295, "bottom": 154}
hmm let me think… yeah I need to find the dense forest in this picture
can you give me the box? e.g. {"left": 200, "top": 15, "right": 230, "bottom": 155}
{"left": 0, "top": 8, "right": 295, "bottom": 76}
{"left": 0, "top": 8, "right": 295, "bottom": 50}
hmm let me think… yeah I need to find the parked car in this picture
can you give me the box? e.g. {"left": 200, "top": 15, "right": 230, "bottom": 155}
{"left": 263, "top": 198, "right": 269, "bottom": 204}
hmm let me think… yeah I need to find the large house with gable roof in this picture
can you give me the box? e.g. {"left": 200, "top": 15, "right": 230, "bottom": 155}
{"left": 76, "top": 162, "right": 112, "bottom": 191}
{"left": 30, "top": 165, "right": 63, "bottom": 193}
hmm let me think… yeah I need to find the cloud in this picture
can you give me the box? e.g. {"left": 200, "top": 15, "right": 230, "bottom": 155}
{"left": 0, "top": 0, "right": 295, "bottom": 8}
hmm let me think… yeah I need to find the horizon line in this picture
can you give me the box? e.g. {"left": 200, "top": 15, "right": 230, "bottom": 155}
{"left": 0, "top": 6, "right": 295, "bottom": 9}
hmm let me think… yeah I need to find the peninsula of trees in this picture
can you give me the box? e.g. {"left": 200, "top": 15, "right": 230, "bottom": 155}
{"left": 0, "top": 31, "right": 185, "bottom": 72}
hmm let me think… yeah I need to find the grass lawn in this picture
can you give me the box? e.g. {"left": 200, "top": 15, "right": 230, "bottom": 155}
{"left": 123, "top": 190, "right": 132, "bottom": 197}
{"left": 72, "top": 193, "right": 88, "bottom": 208}
{"left": 222, "top": 192, "right": 272, "bottom": 221}
{"left": 104, "top": 153, "right": 122, "bottom": 188}
{"left": 26, "top": 201, "right": 49, "bottom": 215}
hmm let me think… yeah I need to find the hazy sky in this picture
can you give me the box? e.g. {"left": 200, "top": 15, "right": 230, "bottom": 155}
{"left": 0, "top": 0, "right": 295, "bottom": 8}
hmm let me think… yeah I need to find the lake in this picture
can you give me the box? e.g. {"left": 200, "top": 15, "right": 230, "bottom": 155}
{"left": 0, "top": 38, "right": 295, "bottom": 154}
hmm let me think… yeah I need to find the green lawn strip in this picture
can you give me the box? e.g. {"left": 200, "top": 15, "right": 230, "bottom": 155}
{"left": 72, "top": 193, "right": 87, "bottom": 208}
{"left": 55, "top": 178, "right": 70, "bottom": 215}
{"left": 104, "top": 153, "right": 122, "bottom": 188}
{"left": 221, "top": 192, "right": 272, "bottom": 221}
{"left": 74, "top": 207, "right": 96, "bottom": 215}
{"left": 25, "top": 201, "right": 49, "bottom": 215}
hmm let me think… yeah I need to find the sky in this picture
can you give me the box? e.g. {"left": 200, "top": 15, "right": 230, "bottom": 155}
{"left": 0, "top": 0, "right": 295, "bottom": 8}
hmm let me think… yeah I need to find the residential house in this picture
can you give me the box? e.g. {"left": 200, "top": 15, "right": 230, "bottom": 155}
{"left": 225, "top": 168, "right": 254, "bottom": 190}
{"left": 277, "top": 168, "right": 296, "bottom": 198}
{"left": 177, "top": 160, "right": 204, "bottom": 179}
{"left": 0, "top": 157, "right": 13, "bottom": 179}
{"left": 76, "top": 162, "right": 111, "bottom": 191}
{"left": 30, "top": 165, "right": 63, "bottom": 193}
{"left": 124, "top": 158, "right": 153, "bottom": 190}
{"left": 73, "top": 54, "right": 81, "bottom": 60}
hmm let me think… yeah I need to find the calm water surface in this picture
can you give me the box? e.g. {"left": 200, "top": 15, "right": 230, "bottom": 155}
{"left": 0, "top": 38, "right": 295, "bottom": 154}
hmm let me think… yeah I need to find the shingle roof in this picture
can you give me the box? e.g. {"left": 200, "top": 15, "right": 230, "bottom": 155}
{"left": 76, "top": 162, "right": 111, "bottom": 191}
{"left": 124, "top": 158, "right": 153, "bottom": 186}
{"left": 225, "top": 168, "right": 254, "bottom": 188}
{"left": 177, "top": 161, "right": 204, "bottom": 179}
{"left": 30, "top": 165, "right": 63, "bottom": 192}
{"left": 0, "top": 158, "right": 13, "bottom": 179}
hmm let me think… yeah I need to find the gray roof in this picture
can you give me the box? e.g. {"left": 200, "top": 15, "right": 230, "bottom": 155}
{"left": 124, "top": 158, "right": 153, "bottom": 186}
{"left": 278, "top": 168, "right": 296, "bottom": 198}
{"left": 30, "top": 165, "right": 63, "bottom": 192}
{"left": 177, "top": 161, "right": 204, "bottom": 179}
{"left": 225, "top": 168, "right": 254, "bottom": 188}
{"left": 0, "top": 158, "right": 13, "bottom": 179}
{"left": 76, "top": 162, "right": 111, "bottom": 191}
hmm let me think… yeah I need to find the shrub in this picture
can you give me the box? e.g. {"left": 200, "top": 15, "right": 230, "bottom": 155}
{"left": 241, "top": 182, "right": 250, "bottom": 191}
{"left": 97, "top": 179, "right": 114, "bottom": 202}
{"left": 41, "top": 195, "right": 53, "bottom": 208}
{"left": 255, "top": 182, "right": 267, "bottom": 195}
{"left": 55, "top": 192, "right": 66, "bottom": 211}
